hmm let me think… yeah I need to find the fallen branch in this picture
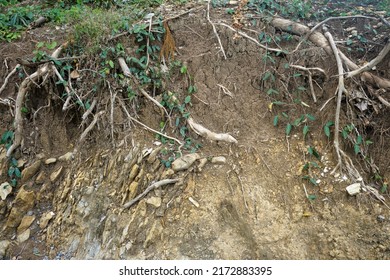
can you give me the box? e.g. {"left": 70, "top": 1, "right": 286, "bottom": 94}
{"left": 346, "top": 40, "right": 390, "bottom": 78}
{"left": 0, "top": 64, "right": 20, "bottom": 95}
{"left": 207, "top": 0, "right": 227, "bottom": 59}
{"left": 123, "top": 178, "right": 180, "bottom": 209}
{"left": 187, "top": 117, "right": 238, "bottom": 143}
{"left": 7, "top": 42, "right": 68, "bottom": 157}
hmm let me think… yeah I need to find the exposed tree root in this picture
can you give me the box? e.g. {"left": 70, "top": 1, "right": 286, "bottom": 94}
{"left": 269, "top": 17, "right": 390, "bottom": 90}
{"left": 73, "top": 110, "right": 105, "bottom": 155}
{"left": 207, "top": 0, "right": 227, "bottom": 59}
{"left": 346, "top": 40, "right": 390, "bottom": 78}
{"left": 187, "top": 117, "right": 238, "bottom": 144}
{"left": 6, "top": 42, "right": 68, "bottom": 157}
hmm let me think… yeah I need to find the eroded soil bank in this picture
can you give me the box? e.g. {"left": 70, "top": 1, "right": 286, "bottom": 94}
{"left": 1, "top": 2, "right": 390, "bottom": 259}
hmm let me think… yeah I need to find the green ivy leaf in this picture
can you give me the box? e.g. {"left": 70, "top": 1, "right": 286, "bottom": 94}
{"left": 46, "top": 41, "right": 57, "bottom": 50}
{"left": 356, "top": 135, "right": 362, "bottom": 145}
{"left": 306, "top": 114, "right": 316, "bottom": 121}
{"left": 273, "top": 115, "right": 279, "bottom": 126}
{"left": 1, "top": 130, "right": 14, "bottom": 144}
{"left": 324, "top": 126, "right": 331, "bottom": 138}
{"left": 354, "top": 144, "right": 360, "bottom": 155}
{"left": 8, "top": 166, "right": 15, "bottom": 177}
{"left": 184, "top": 95, "right": 191, "bottom": 104}
{"left": 14, "top": 168, "right": 21, "bottom": 178}
{"left": 180, "top": 65, "right": 187, "bottom": 74}
{"left": 286, "top": 123, "right": 292, "bottom": 136}
{"left": 303, "top": 125, "right": 309, "bottom": 138}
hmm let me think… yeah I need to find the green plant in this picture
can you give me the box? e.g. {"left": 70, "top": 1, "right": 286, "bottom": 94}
{"left": 248, "top": 0, "right": 313, "bottom": 20}
{"left": 1, "top": 130, "right": 13, "bottom": 149}
{"left": 323, "top": 121, "right": 334, "bottom": 138}
{"left": 7, "top": 157, "right": 21, "bottom": 187}
{"left": 273, "top": 112, "right": 315, "bottom": 138}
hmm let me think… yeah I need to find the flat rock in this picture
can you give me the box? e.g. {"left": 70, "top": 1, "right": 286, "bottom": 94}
{"left": 346, "top": 183, "right": 361, "bottom": 196}
{"left": 172, "top": 153, "right": 201, "bottom": 171}
{"left": 0, "top": 182, "right": 12, "bottom": 200}
{"left": 21, "top": 160, "right": 41, "bottom": 183}
{"left": 146, "top": 197, "right": 162, "bottom": 208}
{"left": 17, "top": 215, "right": 36, "bottom": 234}
{"left": 5, "top": 186, "right": 35, "bottom": 229}
{"left": 17, "top": 229, "right": 30, "bottom": 243}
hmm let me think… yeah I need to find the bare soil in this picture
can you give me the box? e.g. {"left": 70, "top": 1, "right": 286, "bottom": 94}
{"left": 1, "top": 3, "right": 390, "bottom": 260}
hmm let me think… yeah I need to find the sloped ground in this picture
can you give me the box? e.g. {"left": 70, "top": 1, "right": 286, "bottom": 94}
{"left": 1, "top": 2, "right": 390, "bottom": 259}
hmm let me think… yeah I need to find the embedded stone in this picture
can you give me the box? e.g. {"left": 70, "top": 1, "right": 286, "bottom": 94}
{"left": 21, "top": 160, "right": 41, "bottom": 183}
{"left": 45, "top": 158, "right": 57, "bottom": 165}
{"left": 5, "top": 186, "right": 35, "bottom": 229}
{"left": 17, "top": 229, "right": 30, "bottom": 243}
{"left": 39, "top": 211, "right": 55, "bottom": 229}
{"left": 17, "top": 215, "right": 36, "bottom": 234}
{"left": 50, "top": 166, "right": 63, "bottom": 182}
{"left": 211, "top": 156, "right": 226, "bottom": 164}
{"left": 172, "top": 153, "right": 201, "bottom": 171}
